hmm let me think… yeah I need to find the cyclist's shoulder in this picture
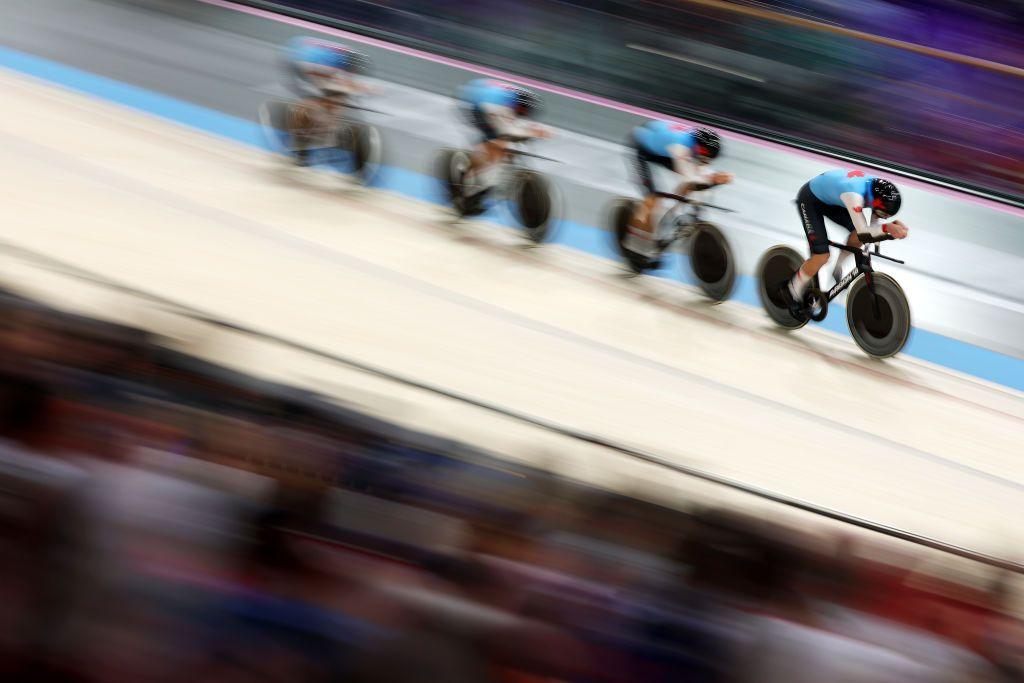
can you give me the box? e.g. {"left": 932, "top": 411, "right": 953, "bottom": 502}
{"left": 463, "top": 79, "right": 516, "bottom": 106}
{"left": 288, "top": 36, "right": 346, "bottom": 60}
{"left": 286, "top": 35, "right": 321, "bottom": 52}
{"left": 466, "top": 78, "right": 512, "bottom": 90}
{"left": 813, "top": 168, "right": 871, "bottom": 191}
{"left": 663, "top": 121, "right": 697, "bottom": 144}
{"left": 643, "top": 120, "right": 692, "bottom": 141}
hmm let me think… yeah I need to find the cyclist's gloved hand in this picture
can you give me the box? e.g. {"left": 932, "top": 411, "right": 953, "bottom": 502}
{"left": 531, "top": 123, "right": 553, "bottom": 139}
{"left": 883, "top": 220, "right": 909, "bottom": 239}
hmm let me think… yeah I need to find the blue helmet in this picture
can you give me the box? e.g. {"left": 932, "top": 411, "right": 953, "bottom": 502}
{"left": 334, "top": 46, "right": 370, "bottom": 75}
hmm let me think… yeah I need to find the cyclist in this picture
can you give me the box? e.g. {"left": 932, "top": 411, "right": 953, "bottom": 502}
{"left": 625, "top": 120, "right": 733, "bottom": 264}
{"left": 454, "top": 78, "right": 550, "bottom": 212}
{"left": 781, "top": 169, "right": 909, "bottom": 319}
{"left": 283, "top": 36, "right": 373, "bottom": 164}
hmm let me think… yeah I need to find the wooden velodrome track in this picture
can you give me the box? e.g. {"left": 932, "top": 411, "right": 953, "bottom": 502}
{"left": 1, "top": 71, "right": 1022, "bottom": 583}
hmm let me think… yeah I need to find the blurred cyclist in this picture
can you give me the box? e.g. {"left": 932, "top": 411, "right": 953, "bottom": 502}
{"left": 626, "top": 120, "right": 732, "bottom": 262}
{"left": 780, "top": 169, "right": 908, "bottom": 319}
{"left": 455, "top": 79, "right": 550, "bottom": 210}
{"left": 283, "top": 36, "right": 373, "bottom": 164}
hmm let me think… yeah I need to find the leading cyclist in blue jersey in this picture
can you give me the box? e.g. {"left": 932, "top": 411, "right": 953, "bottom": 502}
{"left": 283, "top": 36, "right": 375, "bottom": 164}
{"left": 781, "top": 169, "right": 909, "bottom": 317}
{"left": 455, "top": 78, "right": 551, "bottom": 207}
{"left": 626, "top": 120, "right": 733, "bottom": 260}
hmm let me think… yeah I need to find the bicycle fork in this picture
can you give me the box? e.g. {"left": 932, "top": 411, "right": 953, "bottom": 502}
{"left": 853, "top": 250, "right": 882, "bottom": 319}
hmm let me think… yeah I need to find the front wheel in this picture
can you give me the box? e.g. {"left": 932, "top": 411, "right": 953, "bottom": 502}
{"left": 257, "top": 99, "right": 309, "bottom": 160}
{"left": 846, "top": 272, "right": 910, "bottom": 359}
{"left": 688, "top": 222, "right": 736, "bottom": 302}
{"left": 508, "top": 169, "right": 556, "bottom": 243}
{"left": 757, "top": 245, "right": 808, "bottom": 330}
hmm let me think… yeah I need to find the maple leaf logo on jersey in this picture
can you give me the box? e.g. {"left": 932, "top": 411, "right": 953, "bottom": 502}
{"left": 847, "top": 170, "right": 865, "bottom": 178}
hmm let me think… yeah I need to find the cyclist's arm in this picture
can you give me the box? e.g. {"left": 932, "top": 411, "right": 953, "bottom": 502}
{"left": 296, "top": 61, "right": 336, "bottom": 79}
{"left": 840, "top": 192, "right": 903, "bottom": 241}
{"left": 667, "top": 145, "right": 711, "bottom": 190}
{"left": 346, "top": 78, "right": 377, "bottom": 94}
{"left": 322, "top": 71, "right": 359, "bottom": 95}
{"left": 840, "top": 192, "right": 881, "bottom": 236}
{"left": 480, "top": 103, "right": 534, "bottom": 139}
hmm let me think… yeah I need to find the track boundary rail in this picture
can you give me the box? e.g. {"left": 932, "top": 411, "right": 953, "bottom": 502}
{"left": 676, "top": 0, "right": 1024, "bottom": 79}
{"left": 3, "top": 238, "right": 1021, "bottom": 574}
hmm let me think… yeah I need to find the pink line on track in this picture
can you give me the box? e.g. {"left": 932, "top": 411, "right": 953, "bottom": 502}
{"left": 201, "top": 0, "right": 1023, "bottom": 218}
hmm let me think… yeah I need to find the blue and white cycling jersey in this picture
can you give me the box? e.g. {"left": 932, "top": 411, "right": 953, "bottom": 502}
{"left": 284, "top": 36, "right": 360, "bottom": 99}
{"left": 634, "top": 120, "right": 696, "bottom": 158}
{"left": 632, "top": 120, "right": 716, "bottom": 188}
{"left": 286, "top": 36, "right": 352, "bottom": 72}
{"left": 806, "top": 169, "right": 891, "bottom": 237}
{"left": 809, "top": 169, "right": 876, "bottom": 208}
{"left": 459, "top": 79, "right": 519, "bottom": 110}
{"left": 458, "top": 79, "right": 534, "bottom": 140}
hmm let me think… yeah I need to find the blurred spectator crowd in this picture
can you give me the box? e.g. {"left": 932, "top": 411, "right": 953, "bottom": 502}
{"left": 2, "top": 283, "right": 1023, "bottom": 682}
{"left": 278, "top": 0, "right": 1024, "bottom": 199}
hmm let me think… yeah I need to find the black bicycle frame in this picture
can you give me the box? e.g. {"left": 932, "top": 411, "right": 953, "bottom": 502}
{"left": 648, "top": 191, "right": 734, "bottom": 253}
{"left": 653, "top": 191, "right": 734, "bottom": 214}
{"left": 822, "top": 241, "right": 873, "bottom": 302}
{"left": 506, "top": 147, "right": 558, "bottom": 163}
{"left": 808, "top": 238, "right": 904, "bottom": 321}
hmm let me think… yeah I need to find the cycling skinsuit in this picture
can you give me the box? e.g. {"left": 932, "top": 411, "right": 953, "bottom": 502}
{"left": 459, "top": 79, "right": 521, "bottom": 143}
{"left": 797, "top": 169, "right": 878, "bottom": 254}
{"left": 631, "top": 120, "right": 696, "bottom": 192}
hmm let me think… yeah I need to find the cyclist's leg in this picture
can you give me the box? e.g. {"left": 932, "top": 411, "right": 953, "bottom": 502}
{"left": 629, "top": 146, "right": 658, "bottom": 229}
{"left": 463, "top": 109, "right": 506, "bottom": 197}
{"left": 787, "top": 183, "right": 830, "bottom": 303}
{"left": 820, "top": 204, "right": 860, "bottom": 281}
{"left": 626, "top": 147, "right": 672, "bottom": 257}
{"left": 284, "top": 64, "right": 328, "bottom": 161}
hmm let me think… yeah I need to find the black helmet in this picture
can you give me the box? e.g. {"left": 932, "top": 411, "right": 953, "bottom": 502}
{"left": 338, "top": 47, "right": 370, "bottom": 75}
{"left": 512, "top": 87, "right": 542, "bottom": 117}
{"left": 692, "top": 128, "right": 721, "bottom": 162}
{"left": 870, "top": 178, "right": 901, "bottom": 217}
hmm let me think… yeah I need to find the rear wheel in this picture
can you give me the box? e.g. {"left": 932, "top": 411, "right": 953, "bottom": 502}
{"left": 509, "top": 169, "right": 555, "bottom": 242}
{"left": 757, "top": 245, "right": 808, "bottom": 329}
{"left": 688, "top": 222, "right": 736, "bottom": 302}
{"left": 609, "top": 197, "right": 650, "bottom": 274}
{"left": 846, "top": 273, "right": 910, "bottom": 359}
{"left": 434, "top": 147, "right": 471, "bottom": 207}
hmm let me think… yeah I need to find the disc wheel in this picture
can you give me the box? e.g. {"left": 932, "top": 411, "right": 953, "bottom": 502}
{"left": 334, "top": 121, "right": 381, "bottom": 183}
{"left": 609, "top": 197, "right": 651, "bottom": 274}
{"left": 257, "top": 99, "right": 302, "bottom": 157}
{"left": 688, "top": 222, "right": 736, "bottom": 302}
{"left": 433, "top": 147, "right": 471, "bottom": 207}
{"left": 757, "top": 245, "right": 808, "bottom": 330}
{"left": 509, "top": 169, "right": 555, "bottom": 242}
{"left": 846, "top": 272, "right": 911, "bottom": 358}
